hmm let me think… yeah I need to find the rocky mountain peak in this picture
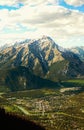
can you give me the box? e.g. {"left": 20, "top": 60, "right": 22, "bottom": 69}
{"left": 0, "top": 36, "right": 84, "bottom": 82}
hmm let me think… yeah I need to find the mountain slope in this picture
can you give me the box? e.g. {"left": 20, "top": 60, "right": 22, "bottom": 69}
{"left": 0, "top": 36, "right": 84, "bottom": 84}
{"left": 70, "top": 46, "right": 84, "bottom": 61}
{"left": 0, "top": 66, "right": 59, "bottom": 92}
{"left": 0, "top": 108, "right": 45, "bottom": 130}
{"left": 0, "top": 36, "right": 64, "bottom": 77}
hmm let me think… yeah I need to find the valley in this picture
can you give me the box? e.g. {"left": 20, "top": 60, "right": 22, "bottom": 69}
{"left": 0, "top": 36, "right": 84, "bottom": 130}
{"left": 0, "top": 79, "right": 84, "bottom": 130}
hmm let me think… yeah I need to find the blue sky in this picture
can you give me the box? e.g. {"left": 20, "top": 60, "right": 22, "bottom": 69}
{"left": 0, "top": 0, "right": 84, "bottom": 48}
{"left": 0, "top": 0, "right": 84, "bottom": 12}
{"left": 59, "top": 0, "right": 84, "bottom": 13}
{"left": 0, "top": 3, "right": 23, "bottom": 11}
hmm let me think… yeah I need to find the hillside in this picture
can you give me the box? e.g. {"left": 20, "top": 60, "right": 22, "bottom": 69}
{"left": 0, "top": 36, "right": 84, "bottom": 91}
{"left": 0, "top": 66, "right": 59, "bottom": 92}
{"left": 0, "top": 108, "right": 45, "bottom": 130}
{"left": 70, "top": 46, "right": 84, "bottom": 61}
{"left": 0, "top": 36, "right": 84, "bottom": 130}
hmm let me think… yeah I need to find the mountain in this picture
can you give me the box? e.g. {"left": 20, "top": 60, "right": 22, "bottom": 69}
{"left": 0, "top": 36, "right": 64, "bottom": 77}
{"left": 70, "top": 46, "right": 84, "bottom": 61}
{"left": 0, "top": 66, "right": 58, "bottom": 92}
{"left": 0, "top": 36, "right": 84, "bottom": 91}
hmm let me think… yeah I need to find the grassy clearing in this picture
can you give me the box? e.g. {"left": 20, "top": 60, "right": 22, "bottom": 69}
{"left": 67, "top": 79, "right": 84, "bottom": 84}
{"left": 3, "top": 105, "right": 22, "bottom": 113}
{"left": 3, "top": 88, "right": 60, "bottom": 99}
{"left": 62, "top": 79, "right": 84, "bottom": 88}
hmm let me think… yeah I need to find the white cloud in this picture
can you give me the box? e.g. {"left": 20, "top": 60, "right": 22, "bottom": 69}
{"left": 0, "top": 1, "right": 84, "bottom": 47}
{"left": 25, "top": 0, "right": 59, "bottom": 6}
{"left": 1, "top": 0, "right": 84, "bottom": 7}
{"left": 64, "top": 0, "right": 84, "bottom": 6}
{"left": 0, "top": 0, "right": 58, "bottom": 6}
{"left": 0, "top": 0, "right": 17, "bottom": 6}
{"left": 13, "top": 5, "right": 84, "bottom": 36}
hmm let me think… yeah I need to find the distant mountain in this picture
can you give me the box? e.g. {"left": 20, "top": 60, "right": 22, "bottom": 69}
{"left": 70, "top": 46, "right": 84, "bottom": 61}
{"left": 0, "top": 36, "right": 84, "bottom": 91}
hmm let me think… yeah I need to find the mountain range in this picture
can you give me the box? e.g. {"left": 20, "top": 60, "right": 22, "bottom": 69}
{"left": 0, "top": 36, "right": 84, "bottom": 91}
{"left": 70, "top": 46, "right": 84, "bottom": 61}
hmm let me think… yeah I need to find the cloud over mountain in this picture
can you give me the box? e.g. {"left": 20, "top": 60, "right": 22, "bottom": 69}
{"left": 0, "top": 0, "right": 84, "bottom": 47}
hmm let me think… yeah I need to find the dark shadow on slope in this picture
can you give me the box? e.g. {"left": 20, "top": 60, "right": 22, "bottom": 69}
{"left": 0, "top": 108, "right": 45, "bottom": 130}
{"left": 4, "top": 66, "right": 59, "bottom": 91}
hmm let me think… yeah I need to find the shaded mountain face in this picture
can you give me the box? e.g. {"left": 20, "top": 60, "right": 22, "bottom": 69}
{"left": 0, "top": 36, "right": 84, "bottom": 88}
{"left": 0, "top": 66, "right": 59, "bottom": 92}
{"left": 70, "top": 47, "right": 84, "bottom": 61}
